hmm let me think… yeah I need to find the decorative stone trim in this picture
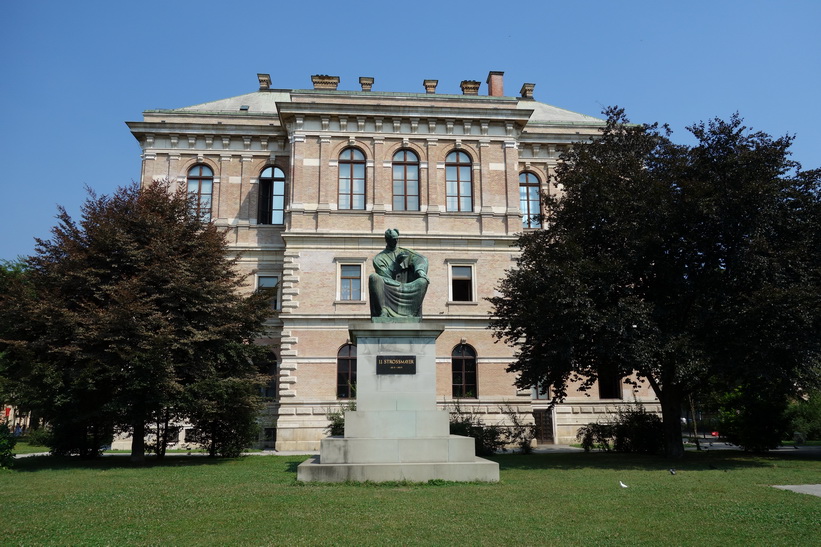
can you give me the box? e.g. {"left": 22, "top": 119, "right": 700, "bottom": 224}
{"left": 311, "top": 74, "right": 340, "bottom": 90}
{"left": 460, "top": 80, "right": 480, "bottom": 95}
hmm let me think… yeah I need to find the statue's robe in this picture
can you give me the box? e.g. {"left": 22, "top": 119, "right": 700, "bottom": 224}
{"left": 368, "top": 247, "right": 429, "bottom": 318}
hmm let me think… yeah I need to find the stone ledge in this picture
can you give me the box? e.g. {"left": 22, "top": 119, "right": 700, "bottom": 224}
{"left": 296, "top": 455, "right": 499, "bottom": 483}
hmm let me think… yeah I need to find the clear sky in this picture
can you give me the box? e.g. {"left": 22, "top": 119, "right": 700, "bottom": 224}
{"left": 1, "top": 0, "right": 818, "bottom": 260}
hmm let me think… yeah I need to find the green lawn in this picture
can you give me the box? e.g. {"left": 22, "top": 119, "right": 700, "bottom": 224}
{"left": 2, "top": 451, "right": 819, "bottom": 545}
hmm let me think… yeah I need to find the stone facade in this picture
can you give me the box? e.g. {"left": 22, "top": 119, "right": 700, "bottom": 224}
{"left": 127, "top": 71, "right": 660, "bottom": 451}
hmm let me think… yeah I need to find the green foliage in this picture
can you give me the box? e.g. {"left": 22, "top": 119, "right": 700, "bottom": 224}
{"left": 499, "top": 404, "right": 536, "bottom": 453}
{"left": 0, "top": 181, "right": 273, "bottom": 460}
{"left": 786, "top": 390, "right": 821, "bottom": 440}
{"left": 576, "top": 403, "right": 663, "bottom": 454}
{"left": 717, "top": 387, "right": 789, "bottom": 452}
{"left": 448, "top": 402, "right": 506, "bottom": 456}
{"left": 490, "top": 108, "right": 821, "bottom": 458}
{"left": 0, "top": 422, "right": 17, "bottom": 468}
{"left": 324, "top": 400, "right": 356, "bottom": 437}
{"left": 21, "top": 427, "right": 51, "bottom": 448}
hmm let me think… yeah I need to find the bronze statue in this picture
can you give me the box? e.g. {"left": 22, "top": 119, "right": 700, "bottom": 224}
{"left": 369, "top": 229, "right": 429, "bottom": 319}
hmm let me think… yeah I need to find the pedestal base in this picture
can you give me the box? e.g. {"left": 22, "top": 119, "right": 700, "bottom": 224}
{"left": 297, "top": 454, "right": 500, "bottom": 483}
{"left": 297, "top": 322, "right": 499, "bottom": 483}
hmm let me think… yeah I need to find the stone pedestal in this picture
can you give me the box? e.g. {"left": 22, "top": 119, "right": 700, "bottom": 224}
{"left": 297, "top": 322, "right": 499, "bottom": 482}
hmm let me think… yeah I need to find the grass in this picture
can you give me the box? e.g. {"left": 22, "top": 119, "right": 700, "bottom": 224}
{"left": 11, "top": 440, "right": 50, "bottom": 454}
{"left": 1, "top": 451, "right": 819, "bottom": 546}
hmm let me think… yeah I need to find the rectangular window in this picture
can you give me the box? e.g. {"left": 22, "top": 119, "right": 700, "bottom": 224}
{"left": 598, "top": 365, "right": 623, "bottom": 399}
{"left": 257, "top": 275, "right": 279, "bottom": 310}
{"left": 340, "top": 265, "right": 362, "bottom": 301}
{"left": 450, "top": 265, "right": 474, "bottom": 302}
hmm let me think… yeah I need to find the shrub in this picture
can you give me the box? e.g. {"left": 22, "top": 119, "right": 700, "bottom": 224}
{"left": 1, "top": 422, "right": 18, "bottom": 469}
{"left": 786, "top": 390, "right": 821, "bottom": 440}
{"left": 448, "top": 402, "right": 506, "bottom": 456}
{"left": 500, "top": 404, "right": 536, "bottom": 453}
{"left": 325, "top": 401, "right": 356, "bottom": 437}
{"left": 576, "top": 403, "right": 663, "bottom": 454}
{"left": 23, "top": 427, "right": 52, "bottom": 447}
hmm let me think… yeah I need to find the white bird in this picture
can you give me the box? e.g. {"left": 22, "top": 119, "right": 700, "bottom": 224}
{"left": 619, "top": 481, "right": 629, "bottom": 488}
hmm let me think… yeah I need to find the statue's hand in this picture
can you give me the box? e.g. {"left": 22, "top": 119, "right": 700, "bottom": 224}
{"left": 416, "top": 269, "right": 429, "bottom": 281}
{"left": 396, "top": 252, "right": 408, "bottom": 264}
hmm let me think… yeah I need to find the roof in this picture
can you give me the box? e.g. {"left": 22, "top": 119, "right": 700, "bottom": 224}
{"left": 149, "top": 88, "right": 605, "bottom": 126}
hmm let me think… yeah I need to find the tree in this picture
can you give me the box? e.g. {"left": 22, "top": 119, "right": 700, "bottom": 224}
{"left": 0, "top": 181, "right": 273, "bottom": 460}
{"left": 490, "top": 108, "right": 821, "bottom": 457}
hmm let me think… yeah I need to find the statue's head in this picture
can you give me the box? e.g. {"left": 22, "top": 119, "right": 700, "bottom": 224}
{"left": 385, "top": 228, "right": 399, "bottom": 242}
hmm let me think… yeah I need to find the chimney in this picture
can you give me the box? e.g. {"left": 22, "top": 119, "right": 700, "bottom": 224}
{"left": 486, "top": 71, "right": 504, "bottom": 97}
{"left": 460, "top": 80, "right": 481, "bottom": 95}
{"left": 311, "top": 74, "right": 340, "bottom": 90}
{"left": 359, "top": 76, "right": 374, "bottom": 91}
{"left": 423, "top": 79, "right": 438, "bottom": 94}
{"left": 520, "top": 83, "right": 535, "bottom": 100}
{"left": 257, "top": 73, "right": 271, "bottom": 91}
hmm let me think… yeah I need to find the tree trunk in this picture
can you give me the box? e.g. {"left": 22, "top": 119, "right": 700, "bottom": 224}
{"left": 659, "top": 392, "right": 685, "bottom": 458}
{"left": 130, "top": 421, "right": 146, "bottom": 463}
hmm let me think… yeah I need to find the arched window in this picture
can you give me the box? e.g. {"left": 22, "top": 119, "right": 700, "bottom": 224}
{"left": 445, "top": 151, "right": 473, "bottom": 212}
{"left": 337, "top": 344, "right": 357, "bottom": 399}
{"left": 338, "top": 148, "right": 366, "bottom": 210}
{"left": 258, "top": 166, "right": 286, "bottom": 225}
{"left": 519, "top": 172, "right": 542, "bottom": 229}
{"left": 187, "top": 164, "right": 213, "bottom": 221}
{"left": 392, "top": 150, "right": 420, "bottom": 211}
{"left": 452, "top": 344, "right": 477, "bottom": 398}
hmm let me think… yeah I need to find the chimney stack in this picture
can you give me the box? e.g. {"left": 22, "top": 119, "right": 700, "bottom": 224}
{"left": 520, "top": 83, "right": 535, "bottom": 100}
{"left": 311, "top": 75, "right": 340, "bottom": 90}
{"left": 423, "top": 79, "right": 438, "bottom": 94}
{"left": 460, "top": 80, "right": 481, "bottom": 95}
{"left": 359, "top": 77, "right": 374, "bottom": 91}
{"left": 486, "top": 71, "right": 504, "bottom": 97}
{"left": 257, "top": 73, "right": 271, "bottom": 91}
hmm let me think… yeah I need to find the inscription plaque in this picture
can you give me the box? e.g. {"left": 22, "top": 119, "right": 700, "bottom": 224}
{"left": 376, "top": 355, "right": 416, "bottom": 375}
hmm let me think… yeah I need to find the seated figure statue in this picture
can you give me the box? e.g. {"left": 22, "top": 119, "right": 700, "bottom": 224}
{"left": 369, "top": 228, "right": 429, "bottom": 319}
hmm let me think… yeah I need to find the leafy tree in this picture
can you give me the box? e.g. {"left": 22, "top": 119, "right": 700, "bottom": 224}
{"left": 0, "top": 181, "right": 273, "bottom": 461}
{"left": 490, "top": 108, "right": 821, "bottom": 457}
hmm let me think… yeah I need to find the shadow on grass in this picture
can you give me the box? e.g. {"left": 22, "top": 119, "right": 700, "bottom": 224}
{"left": 488, "top": 450, "right": 821, "bottom": 473}
{"left": 12, "top": 453, "right": 240, "bottom": 473}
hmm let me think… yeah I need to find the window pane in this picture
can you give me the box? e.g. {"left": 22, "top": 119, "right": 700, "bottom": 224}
{"left": 446, "top": 197, "right": 458, "bottom": 211}
{"left": 406, "top": 165, "right": 418, "bottom": 180}
{"left": 460, "top": 197, "right": 471, "bottom": 211}
{"left": 272, "top": 211, "right": 283, "bottom": 224}
{"left": 351, "top": 278, "right": 361, "bottom": 300}
{"left": 393, "top": 180, "right": 405, "bottom": 195}
{"left": 261, "top": 167, "right": 272, "bottom": 178}
{"left": 353, "top": 179, "right": 364, "bottom": 194}
{"left": 393, "top": 196, "right": 405, "bottom": 210}
{"left": 352, "top": 195, "right": 365, "bottom": 209}
{"left": 353, "top": 163, "right": 365, "bottom": 179}
{"left": 339, "top": 179, "right": 351, "bottom": 194}
{"left": 339, "top": 195, "right": 350, "bottom": 209}
{"left": 460, "top": 180, "right": 472, "bottom": 197}
{"left": 407, "top": 196, "right": 419, "bottom": 210}
{"left": 446, "top": 179, "right": 457, "bottom": 196}
{"left": 453, "top": 266, "right": 472, "bottom": 279}
{"left": 393, "top": 165, "right": 404, "bottom": 180}
{"left": 459, "top": 166, "right": 471, "bottom": 181}
{"left": 273, "top": 180, "right": 285, "bottom": 195}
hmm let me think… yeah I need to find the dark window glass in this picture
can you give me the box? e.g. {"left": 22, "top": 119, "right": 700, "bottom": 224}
{"left": 337, "top": 344, "right": 357, "bottom": 399}
{"left": 259, "top": 353, "right": 278, "bottom": 399}
{"left": 452, "top": 344, "right": 477, "bottom": 398}
{"left": 598, "top": 364, "right": 622, "bottom": 399}
{"left": 451, "top": 265, "right": 473, "bottom": 301}
{"left": 340, "top": 265, "right": 361, "bottom": 300}
{"left": 187, "top": 164, "right": 213, "bottom": 221}
{"left": 445, "top": 151, "right": 472, "bottom": 212}
{"left": 257, "top": 275, "right": 279, "bottom": 310}
{"left": 519, "top": 172, "right": 542, "bottom": 229}
{"left": 259, "top": 166, "right": 286, "bottom": 224}
{"left": 339, "top": 148, "right": 366, "bottom": 210}
{"left": 392, "top": 150, "right": 420, "bottom": 211}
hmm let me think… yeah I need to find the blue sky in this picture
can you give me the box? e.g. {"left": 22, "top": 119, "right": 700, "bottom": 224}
{"left": 1, "top": 0, "right": 818, "bottom": 260}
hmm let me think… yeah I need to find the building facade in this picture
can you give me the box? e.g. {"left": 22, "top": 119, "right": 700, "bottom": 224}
{"left": 127, "top": 71, "right": 659, "bottom": 451}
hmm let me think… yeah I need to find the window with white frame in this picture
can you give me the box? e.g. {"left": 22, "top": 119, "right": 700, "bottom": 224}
{"left": 258, "top": 166, "right": 286, "bottom": 225}
{"left": 257, "top": 275, "right": 279, "bottom": 310}
{"left": 446, "top": 260, "right": 477, "bottom": 302}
